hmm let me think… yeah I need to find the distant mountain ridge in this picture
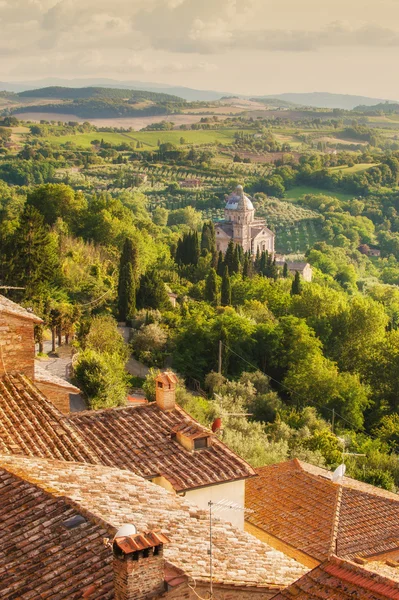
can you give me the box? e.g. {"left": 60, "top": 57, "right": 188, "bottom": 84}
{"left": 257, "top": 92, "right": 398, "bottom": 110}
{"left": 1, "top": 79, "right": 397, "bottom": 109}
{"left": 18, "top": 86, "right": 184, "bottom": 103}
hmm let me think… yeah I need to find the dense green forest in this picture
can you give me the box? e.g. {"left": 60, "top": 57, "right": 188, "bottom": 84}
{"left": 3, "top": 106, "right": 399, "bottom": 491}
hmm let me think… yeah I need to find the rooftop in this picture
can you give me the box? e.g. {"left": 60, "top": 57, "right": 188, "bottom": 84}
{"left": 271, "top": 556, "right": 399, "bottom": 600}
{"left": 35, "top": 363, "right": 81, "bottom": 392}
{"left": 0, "top": 294, "right": 43, "bottom": 323}
{"left": 70, "top": 403, "right": 255, "bottom": 492}
{"left": 0, "top": 371, "right": 254, "bottom": 492}
{"left": 0, "top": 455, "right": 309, "bottom": 591}
{"left": 0, "top": 373, "right": 99, "bottom": 464}
{"left": 246, "top": 459, "right": 399, "bottom": 563}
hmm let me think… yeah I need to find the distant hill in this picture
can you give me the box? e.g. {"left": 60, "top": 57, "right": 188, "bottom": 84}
{"left": 354, "top": 102, "right": 399, "bottom": 114}
{"left": 0, "top": 79, "right": 228, "bottom": 101}
{"left": 256, "top": 92, "right": 397, "bottom": 110}
{"left": 250, "top": 97, "right": 298, "bottom": 108}
{"left": 18, "top": 86, "right": 184, "bottom": 103}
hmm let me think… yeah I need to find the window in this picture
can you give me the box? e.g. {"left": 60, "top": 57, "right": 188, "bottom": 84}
{"left": 63, "top": 514, "right": 86, "bottom": 530}
{"left": 194, "top": 437, "right": 208, "bottom": 450}
{"left": 157, "top": 381, "right": 163, "bottom": 388}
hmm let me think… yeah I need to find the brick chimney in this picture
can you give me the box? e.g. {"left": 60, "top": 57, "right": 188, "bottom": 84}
{"left": 155, "top": 372, "right": 178, "bottom": 412}
{"left": 112, "top": 527, "right": 170, "bottom": 600}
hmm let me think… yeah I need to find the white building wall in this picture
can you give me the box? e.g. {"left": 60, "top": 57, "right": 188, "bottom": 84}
{"left": 184, "top": 480, "right": 246, "bottom": 529}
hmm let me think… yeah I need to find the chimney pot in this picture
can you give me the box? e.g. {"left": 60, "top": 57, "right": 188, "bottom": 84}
{"left": 155, "top": 372, "right": 178, "bottom": 412}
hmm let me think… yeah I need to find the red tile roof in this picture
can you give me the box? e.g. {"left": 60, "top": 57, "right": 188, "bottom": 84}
{"left": 0, "top": 455, "right": 309, "bottom": 591}
{"left": 0, "top": 373, "right": 100, "bottom": 464}
{"left": 271, "top": 556, "right": 399, "bottom": 600}
{"left": 246, "top": 459, "right": 399, "bottom": 563}
{"left": 0, "top": 373, "right": 253, "bottom": 492}
{"left": 0, "top": 466, "right": 114, "bottom": 599}
{"left": 70, "top": 403, "right": 255, "bottom": 491}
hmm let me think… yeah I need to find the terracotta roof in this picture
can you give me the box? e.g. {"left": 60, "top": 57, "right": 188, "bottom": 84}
{"left": 0, "top": 294, "right": 43, "bottom": 323}
{"left": 246, "top": 460, "right": 399, "bottom": 563}
{"left": 35, "top": 363, "right": 81, "bottom": 392}
{"left": 70, "top": 403, "right": 255, "bottom": 491}
{"left": 271, "top": 555, "right": 399, "bottom": 599}
{"left": 0, "top": 373, "right": 99, "bottom": 464}
{"left": 0, "top": 455, "right": 309, "bottom": 590}
{"left": 114, "top": 530, "right": 170, "bottom": 553}
{"left": 0, "top": 465, "right": 114, "bottom": 599}
{"left": 156, "top": 371, "right": 178, "bottom": 386}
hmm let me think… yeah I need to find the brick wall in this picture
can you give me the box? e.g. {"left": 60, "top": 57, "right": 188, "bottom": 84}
{"left": 34, "top": 381, "right": 71, "bottom": 415}
{"left": 113, "top": 548, "right": 166, "bottom": 600}
{"left": 0, "top": 313, "right": 35, "bottom": 379}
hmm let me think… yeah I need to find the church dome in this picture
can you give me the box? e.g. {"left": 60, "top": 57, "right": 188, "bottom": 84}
{"left": 225, "top": 185, "right": 254, "bottom": 211}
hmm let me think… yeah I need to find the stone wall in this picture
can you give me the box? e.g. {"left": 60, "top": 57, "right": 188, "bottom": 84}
{"left": 0, "top": 313, "right": 35, "bottom": 379}
{"left": 34, "top": 381, "right": 71, "bottom": 415}
{"left": 193, "top": 584, "right": 277, "bottom": 599}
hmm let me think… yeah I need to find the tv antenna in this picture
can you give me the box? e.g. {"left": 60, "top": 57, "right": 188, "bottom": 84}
{"left": 207, "top": 500, "right": 253, "bottom": 599}
{"left": 332, "top": 463, "right": 346, "bottom": 483}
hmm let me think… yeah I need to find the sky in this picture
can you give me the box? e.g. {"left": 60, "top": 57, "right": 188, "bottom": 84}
{"left": 1, "top": 0, "right": 399, "bottom": 98}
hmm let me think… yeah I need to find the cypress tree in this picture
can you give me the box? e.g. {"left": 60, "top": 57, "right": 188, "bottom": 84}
{"left": 136, "top": 270, "right": 170, "bottom": 310}
{"left": 232, "top": 244, "right": 241, "bottom": 274}
{"left": 217, "top": 251, "right": 224, "bottom": 276}
{"left": 283, "top": 262, "right": 289, "bottom": 278}
{"left": 270, "top": 258, "right": 278, "bottom": 281}
{"left": 221, "top": 266, "right": 231, "bottom": 307}
{"left": 205, "top": 268, "right": 218, "bottom": 306}
{"left": 118, "top": 263, "right": 136, "bottom": 322}
{"left": 254, "top": 247, "right": 261, "bottom": 273}
{"left": 243, "top": 253, "right": 253, "bottom": 279}
{"left": 291, "top": 271, "right": 302, "bottom": 296}
{"left": 201, "top": 221, "right": 216, "bottom": 254}
{"left": 224, "top": 240, "right": 235, "bottom": 273}
{"left": 118, "top": 238, "right": 138, "bottom": 322}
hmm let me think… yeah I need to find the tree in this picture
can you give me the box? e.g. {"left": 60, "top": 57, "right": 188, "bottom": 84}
{"left": 85, "top": 315, "right": 129, "bottom": 360}
{"left": 291, "top": 271, "right": 302, "bottom": 296}
{"left": 221, "top": 266, "right": 231, "bottom": 306}
{"left": 224, "top": 240, "right": 235, "bottom": 273}
{"left": 74, "top": 349, "right": 128, "bottom": 409}
{"left": 27, "top": 183, "right": 87, "bottom": 231}
{"left": 118, "top": 238, "right": 138, "bottom": 322}
{"left": 136, "top": 270, "right": 170, "bottom": 311}
{"left": 152, "top": 207, "right": 169, "bottom": 227}
{"left": 205, "top": 268, "right": 218, "bottom": 306}
{"left": 217, "top": 251, "right": 224, "bottom": 276}
{"left": 175, "top": 231, "right": 200, "bottom": 266}
{"left": 283, "top": 262, "right": 288, "bottom": 278}
{"left": 8, "top": 205, "right": 58, "bottom": 297}
{"left": 201, "top": 221, "right": 216, "bottom": 254}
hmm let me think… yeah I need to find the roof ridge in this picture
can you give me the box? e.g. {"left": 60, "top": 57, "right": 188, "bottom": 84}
{"left": 329, "top": 484, "right": 343, "bottom": 559}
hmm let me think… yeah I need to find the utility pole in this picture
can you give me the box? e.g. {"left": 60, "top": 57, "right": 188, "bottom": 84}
{"left": 218, "top": 339, "right": 222, "bottom": 375}
{"left": 331, "top": 408, "right": 335, "bottom": 433}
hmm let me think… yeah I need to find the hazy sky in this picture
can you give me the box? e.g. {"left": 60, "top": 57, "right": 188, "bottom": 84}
{"left": 1, "top": 0, "right": 399, "bottom": 98}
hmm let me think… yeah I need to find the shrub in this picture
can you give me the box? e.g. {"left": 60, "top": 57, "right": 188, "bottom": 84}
{"left": 74, "top": 349, "right": 129, "bottom": 409}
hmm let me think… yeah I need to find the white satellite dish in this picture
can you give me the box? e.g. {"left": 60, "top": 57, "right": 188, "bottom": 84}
{"left": 114, "top": 523, "right": 137, "bottom": 539}
{"left": 332, "top": 464, "right": 346, "bottom": 483}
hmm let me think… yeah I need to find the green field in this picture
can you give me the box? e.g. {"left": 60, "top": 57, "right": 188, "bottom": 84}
{"left": 328, "top": 163, "right": 378, "bottom": 175}
{"left": 45, "top": 129, "right": 240, "bottom": 149}
{"left": 286, "top": 186, "right": 354, "bottom": 202}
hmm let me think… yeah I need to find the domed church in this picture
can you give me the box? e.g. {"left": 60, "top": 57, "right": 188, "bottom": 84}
{"left": 215, "top": 185, "right": 275, "bottom": 256}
